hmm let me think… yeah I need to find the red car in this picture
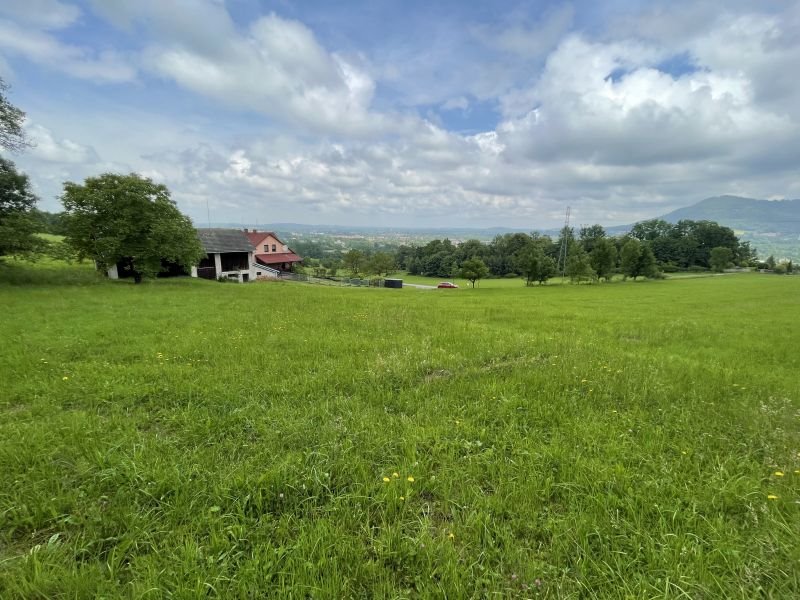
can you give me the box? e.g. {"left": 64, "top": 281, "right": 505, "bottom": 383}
{"left": 437, "top": 282, "right": 458, "bottom": 288}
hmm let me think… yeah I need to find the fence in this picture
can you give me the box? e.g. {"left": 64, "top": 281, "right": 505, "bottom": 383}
{"left": 278, "top": 273, "right": 385, "bottom": 287}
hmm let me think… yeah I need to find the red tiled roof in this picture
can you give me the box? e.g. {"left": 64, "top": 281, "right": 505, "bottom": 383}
{"left": 245, "top": 231, "right": 279, "bottom": 245}
{"left": 255, "top": 252, "right": 302, "bottom": 265}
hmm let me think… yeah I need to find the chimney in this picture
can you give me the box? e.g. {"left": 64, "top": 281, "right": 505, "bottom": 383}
{"left": 243, "top": 228, "right": 249, "bottom": 233}
{"left": 253, "top": 228, "right": 258, "bottom": 233}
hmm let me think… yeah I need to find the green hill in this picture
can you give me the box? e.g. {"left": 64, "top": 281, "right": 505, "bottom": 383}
{"left": 660, "top": 195, "right": 800, "bottom": 234}
{"left": 657, "top": 196, "right": 800, "bottom": 260}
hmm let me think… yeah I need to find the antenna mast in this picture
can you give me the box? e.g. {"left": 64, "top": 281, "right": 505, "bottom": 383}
{"left": 557, "top": 206, "right": 571, "bottom": 278}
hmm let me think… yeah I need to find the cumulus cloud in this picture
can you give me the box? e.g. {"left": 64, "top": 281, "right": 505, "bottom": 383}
{"left": 143, "top": 13, "right": 387, "bottom": 135}
{"left": 3, "top": 1, "right": 800, "bottom": 227}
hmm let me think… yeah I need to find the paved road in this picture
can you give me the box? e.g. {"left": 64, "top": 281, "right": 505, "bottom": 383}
{"left": 403, "top": 283, "right": 437, "bottom": 289}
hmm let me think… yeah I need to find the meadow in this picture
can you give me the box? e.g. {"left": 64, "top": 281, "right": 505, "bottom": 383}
{"left": 1, "top": 262, "right": 799, "bottom": 598}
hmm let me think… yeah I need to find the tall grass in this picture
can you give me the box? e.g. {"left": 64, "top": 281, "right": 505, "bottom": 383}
{"left": 1, "top": 265, "right": 798, "bottom": 597}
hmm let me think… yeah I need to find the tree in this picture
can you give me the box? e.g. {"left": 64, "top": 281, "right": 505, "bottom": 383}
{"left": 518, "top": 245, "right": 556, "bottom": 285}
{"left": 343, "top": 249, "right": 366, "bottom": 275}
{"left": 366, "top": 251, "right": 395, "bottom": 277}
{"left": 1, "top": 78, "right": 28, "bottom": 152}
{"left": 620, "top": 238, "right": 657, "bottom": 280}
{"left": 0, "top": 158, "right": 43, "bottom": 259}
{"left": 459, "top": 257, "right": 489, "bottom": 288}
{"left": 62, "top": 173, "right": 203, "bottom": 283}
{"left": 590, "top": 237, "right": 618, "bottom": 281}
{"left": 579, "top": 224, "right": 606, "bottom": 253}
{"left": 629, "top": 219, "right": 674, "bottom": 242}
{"left": 709, "top": 246, "right": 733, "bottom": 272}
{"left": 766, "top": 255, "right": 776, "bottom": 270}
{"left": 565, "top": 246, "right": 596, "bottom": 283}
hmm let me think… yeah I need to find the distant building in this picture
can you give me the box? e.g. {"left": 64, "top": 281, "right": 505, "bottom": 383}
{"left": 243, "top": 229, "right": 303, "bottom": 272}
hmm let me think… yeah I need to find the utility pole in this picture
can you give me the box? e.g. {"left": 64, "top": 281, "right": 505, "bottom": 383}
{"left": 557, "top": 206, "right": 571, "bottom": 278}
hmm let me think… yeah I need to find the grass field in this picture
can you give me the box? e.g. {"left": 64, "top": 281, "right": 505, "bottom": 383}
{"left": 1, "top": 262, "right": 799, "bottom": 598}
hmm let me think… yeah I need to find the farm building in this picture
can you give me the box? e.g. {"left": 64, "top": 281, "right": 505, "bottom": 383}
{"left": 194, "top": 229, "right": 260, "bottom": 282}
{"left": 244, "top": 229, "right": 303, "bottom": 272}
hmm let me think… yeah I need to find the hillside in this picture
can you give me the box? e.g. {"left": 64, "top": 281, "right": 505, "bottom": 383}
{"left": 660, "top": 195, "right": 800, "bottom": 233}
{"left": 1, "top": 264, "right": 799, "bottom": 597}
{"left": 658, "top": 196, "right": 800, "bottom": 260}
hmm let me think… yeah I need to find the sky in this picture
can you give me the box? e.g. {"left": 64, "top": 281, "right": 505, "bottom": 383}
{"left": 1, "top": 0, "right": 799, "bottom": 229}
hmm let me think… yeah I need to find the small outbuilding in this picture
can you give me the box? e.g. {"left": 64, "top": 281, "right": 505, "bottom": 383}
{"left": 194, "top": 229, "right": 257, "bottom": 283}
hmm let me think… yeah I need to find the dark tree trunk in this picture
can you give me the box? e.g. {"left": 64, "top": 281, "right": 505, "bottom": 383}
{"left": 133, "top": 272, "right": 142, "bottom": 284}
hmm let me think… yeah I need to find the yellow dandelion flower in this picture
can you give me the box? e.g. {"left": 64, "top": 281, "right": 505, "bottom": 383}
{"left": 399, "top": 496, "right": 405, "bottom": 501}
{"left": 795, "top": 470, "right": 800, "bottom": 475}
{"left": 581, "top": 379, "right": 587, "bottom": 383}
{"left": 774, "top": 471, "right": 784, "bottom": 477}
{"left": 407, "top": 476, "right": 414, "bottom": 483}
{"left": 382, "top": 477, "right": 390, "bottom": 483}
{"left": 392, "top": 472, "right": 399, "bottom": 478}
{"left": 767, "top": 494, "right": 778, "bottom": 500}
{"left": 62, "top": 376, "right": 69, "bottom": 381}
{"left": 448, "top": 532, "right": 455, "bottom": 539}
{"left": 681, "top": 451, "right": 687, "bottom": 455}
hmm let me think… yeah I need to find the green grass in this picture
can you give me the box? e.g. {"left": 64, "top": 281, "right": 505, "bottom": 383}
{"left": 1, "top": 264, "right": 799, "bottom": 598}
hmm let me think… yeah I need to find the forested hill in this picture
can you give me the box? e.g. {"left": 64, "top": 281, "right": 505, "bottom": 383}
{"left": 660, "top": 196, "right": 800, "bottom": 234}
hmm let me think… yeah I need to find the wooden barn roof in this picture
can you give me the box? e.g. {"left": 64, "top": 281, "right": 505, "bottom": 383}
{"left": 196, "top": 229, "right": 255, "bottom": 253}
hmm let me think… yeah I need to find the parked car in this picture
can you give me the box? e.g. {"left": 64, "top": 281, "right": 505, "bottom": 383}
{"left": 437, "top": 281, "right": 458, "bottom": 288}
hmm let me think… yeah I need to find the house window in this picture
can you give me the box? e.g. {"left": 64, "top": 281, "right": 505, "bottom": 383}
{"left": 272, "top": 244, "right": 276, "bottom": 252}
{"left": 263, "top": 245, "right": 269, "bottom": 252}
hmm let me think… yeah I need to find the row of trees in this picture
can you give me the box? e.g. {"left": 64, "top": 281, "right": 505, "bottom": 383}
{"left": 394, "top": 219, "right": 755, "bottom": 285}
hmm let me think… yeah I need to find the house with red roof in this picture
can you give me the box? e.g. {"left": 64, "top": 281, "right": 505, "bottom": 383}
{"left": 244, "top": 229, "right": 303, "bottom": 272}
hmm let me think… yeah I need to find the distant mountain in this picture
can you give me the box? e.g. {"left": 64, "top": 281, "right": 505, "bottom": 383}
{"left": 659, "top": 195, "right": 800, "bottom": 234}
{"left": 654, "top": 196, "right": 800, "bottom": 261}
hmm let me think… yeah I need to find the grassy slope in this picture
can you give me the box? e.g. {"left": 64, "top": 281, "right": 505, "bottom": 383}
{"left": 1, "top": 265, "right": 799, "bottom": 598}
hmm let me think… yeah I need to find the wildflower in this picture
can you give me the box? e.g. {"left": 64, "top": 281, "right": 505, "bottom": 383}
{"left": 681, "top": 451, "right": 687, "bottom": 455}
{"left": 775, "top": 471, "right": 785, "bottom": 477}
{"left": 392, "top": 472, "right": 399, "bottom": 478}
{"left": 407, "top": 476, "right": 414, "bottom": 483}
{"left": 795, "top": 470, "right": 800, "bottom": 475}
{"left": 448, "top": 532, "right": 455, "bottom": 539}
{"left": 767, "top": 494, "right": 778, "bottom": 500}
{"left": 62, "top": 376, "right": 69, "bottom": 381}
{"left": 399, "top": 496, "right": 405, "bottom": 501}
{"left": 581, "top": 379, "right": 587, "bottom": 383}
{"left": 382, "top": 476, "right": 390, "bottom": 483}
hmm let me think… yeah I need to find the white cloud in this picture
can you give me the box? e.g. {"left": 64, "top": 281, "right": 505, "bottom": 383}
{"left": 0, "top": 19, "right": 135, "bottom": 82}
{"left": 4, "top": 2, "right": 800, "bottom": 227}
{"left": 497, "top": 33, "right": 795, "bottom": 167}
{"left": 0, "top": 0, "right": 80, "bottom": 30}
{"left": 25, "top": 123, "right": 99, "bottom": 163}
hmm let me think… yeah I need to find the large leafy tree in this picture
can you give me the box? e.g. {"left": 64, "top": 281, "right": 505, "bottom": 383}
{"left": 343, "top": 249, "right": 366, "bottom": 276}
{"left": 709, "top": 246, "right": 733, "bottom": 272}
{"left": 620, "top": 238, "right": 658, "bottom": 280}
{"left": 590, "top": 237, "right": 618, "bottom": 281}
{"left": 366, "top": 251, "right": 396, "bottom": 277}
{"left": 0, "top": 158, "right": 42, "bottom": 259}
{"left": 518, "top": 244, "right": 556, "bottom": 286}
{"left": 565, "top": 245, "right": 596, "bottom": 283}
{"left": 1, "top": 78, "right": 28, "bottom": 153}
{"left": 62, "top": 173, "right": 203, "bottom": 283}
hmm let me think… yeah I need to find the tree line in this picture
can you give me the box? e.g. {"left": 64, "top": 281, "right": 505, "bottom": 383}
{"left": 394, "top": 220, "right": 757, "bottom": 285}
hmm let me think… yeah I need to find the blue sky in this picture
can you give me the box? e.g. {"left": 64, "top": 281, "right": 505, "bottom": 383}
{"left": 1, "top": 0, "right": 799, "bottom": 228}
